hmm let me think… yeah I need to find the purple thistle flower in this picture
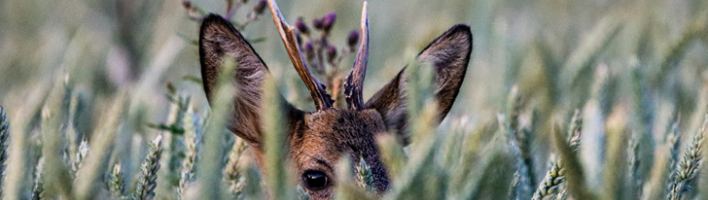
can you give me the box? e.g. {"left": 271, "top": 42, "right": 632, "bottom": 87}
{"left": 322, "top": 12, "right": 337, "bottom": 32}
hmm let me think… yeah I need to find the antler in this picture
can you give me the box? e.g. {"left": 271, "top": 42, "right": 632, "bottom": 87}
{"left": 344, "top": 2, "right": 369, "bottom": 110}
{"left": 267, "top": 0, "right": 333, "bottom": 110}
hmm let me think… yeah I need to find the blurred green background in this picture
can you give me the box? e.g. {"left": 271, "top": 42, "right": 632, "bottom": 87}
{"left": 2, "top": 0, "right": 707, "bottom": 120}
{"left": 1, "top": 0, "right": 708, "bottom": 199}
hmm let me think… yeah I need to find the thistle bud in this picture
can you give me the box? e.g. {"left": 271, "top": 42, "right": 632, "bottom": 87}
{"left": 322, "top": 12, "right": 336, "bottom": 32}
{"left": 296, "top": 18, "right": 310, "bottom": 35}
{"left": 253, "top": 0, "right": 267, "bottom": 15}
{"left": 313, "top": 18, "right": 324, "bottom": 30}
{"left": 304, "top": 42, "right": 315, "bottom": 61}
{"left": 327, "top": 45, "right": 337, "bottom": 63}
{"left": 347, "top": 30, "right": 359, "bottom": 50}
{"left": 182, "top": 0, "right": 193, "bottom": 9}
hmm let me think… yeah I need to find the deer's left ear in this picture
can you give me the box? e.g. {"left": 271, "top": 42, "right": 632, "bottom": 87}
{"left": 366, "top": 24, "right": 472, "bottom": 145}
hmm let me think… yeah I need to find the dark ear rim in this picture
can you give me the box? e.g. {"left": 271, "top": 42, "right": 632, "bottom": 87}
{"left": 198, "top": 13, "right": 271, "bottom": 102}
{"left": 419, "top": 24, "right": 473, "bottom": 120}
{"left": 418, "top": 24, "right": 473, "bottom": 58}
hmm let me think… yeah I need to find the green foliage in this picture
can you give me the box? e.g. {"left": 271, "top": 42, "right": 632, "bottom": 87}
{"left": 0, "top": 0, "right": 708, "bottom": 199}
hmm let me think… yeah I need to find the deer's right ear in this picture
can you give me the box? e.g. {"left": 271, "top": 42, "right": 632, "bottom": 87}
{"left": 199, "top": 14, "right": 302, "bottom": 145}
{"left": 366, "top": 24, "right": 472, "bottom": 145}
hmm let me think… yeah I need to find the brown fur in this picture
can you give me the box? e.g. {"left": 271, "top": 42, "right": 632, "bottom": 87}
{"left": 199, "top": 13, "right": 472, "bottom": 199}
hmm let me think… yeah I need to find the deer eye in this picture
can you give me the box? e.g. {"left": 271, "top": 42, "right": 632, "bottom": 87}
{"left": 302, "top": 170, "right": 329, "bottom": 191}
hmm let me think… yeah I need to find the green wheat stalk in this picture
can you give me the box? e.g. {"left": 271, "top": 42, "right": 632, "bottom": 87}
{"left": 109, "top": 163, "right": 123, "bottom": 198}
{"left": 531, "top": 110, "right": 582, "bottom": 200}
{"left": 31, "top": 157, "right": 45, "bottom": 200}
{"left": 40, "top": 79, "right": 75, "bottom": 199}
{"left": 262, "top": 70, "right": 296, "bottom": 199}
{"left": 72, "top": 140, "right": 89, "bottom": 174}
{"left": 0, "top": 106, "right": 9, "bottom": 193}
{"left": 643, "top": 116, "right": 681, "bottom": 200}
{"left": 224, "top": 136, "right": 248, "bottom": 197}
{"left": 386, "top": 59, "right": 448, "bottom": 200}
{"left": 355, "top": 156, "right": 375, "bottom": 192}
{"left": 73, "top": 93, "right": 126, "bottom": 200}
{"left": 628, "top": 131, "right": 641, "bottom": 199}
{"left": 4, "top": 86, "right": 52, "bottom": 200}
{"left": 507, "top": 86, "right": 532, "bottom": 200}
{"left": 334, "top": 157, "right": 376, "bottom": 200}
{"left": 195, "top": 58, "right": 236, "bottom": 199}
{"left": 155, "top": 93, "right": 190, "bottom": 200}
{"left": 178, "top": 104, "right": 199, "bottom": 199}
{"left": 667, "top": 112, "right": 706, "bottom": 200}
{"left": 133, "top": 135, "right": 164, "bottom": 200}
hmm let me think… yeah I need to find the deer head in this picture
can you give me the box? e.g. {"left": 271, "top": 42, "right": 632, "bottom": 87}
{"left": 198, "top": 1, "right": 472, "bottom": 199}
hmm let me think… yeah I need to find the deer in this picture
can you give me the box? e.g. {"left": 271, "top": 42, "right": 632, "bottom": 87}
{"left": 198, "top": 0, "right": 472, "bottom": 199}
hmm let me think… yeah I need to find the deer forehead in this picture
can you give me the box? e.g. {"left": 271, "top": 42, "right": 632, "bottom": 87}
{"left": 303, "top": 108, "right": 388, "bottom": 138}
{"left": 290, "top": 109, "right": 388, "bottom": 163}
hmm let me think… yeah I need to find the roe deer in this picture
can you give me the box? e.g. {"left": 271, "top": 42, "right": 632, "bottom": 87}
{"left": 198, "top": 0, "right": 472, "bottom": 199}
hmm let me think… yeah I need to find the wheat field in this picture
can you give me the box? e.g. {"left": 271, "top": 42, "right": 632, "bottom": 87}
{"left": 0, "top": 0, "right": 708, "bottom": 199}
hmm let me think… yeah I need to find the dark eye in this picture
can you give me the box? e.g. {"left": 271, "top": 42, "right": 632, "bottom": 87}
{"left": 302, "top": 170, "right": 329, "bottom": 190}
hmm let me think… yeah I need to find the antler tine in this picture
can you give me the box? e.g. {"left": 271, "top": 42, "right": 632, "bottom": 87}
{"left": 344, "top": 1, "right": 369, "bottom": 110}
{"left": 267, "top": 0, "right": 333, "bottom": 110}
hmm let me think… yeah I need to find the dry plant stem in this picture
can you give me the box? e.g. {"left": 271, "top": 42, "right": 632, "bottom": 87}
{"left": 267, "top": 0, "right": 333, "bottom": 110}
{"left": 224, "top": 0, "right": 243, "bottom": 20}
